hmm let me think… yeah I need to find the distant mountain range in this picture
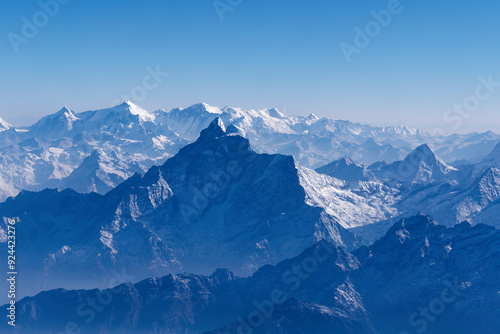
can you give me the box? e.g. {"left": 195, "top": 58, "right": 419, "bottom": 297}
{"left": 0, "top": 101, "right": 499, "bottom": 201}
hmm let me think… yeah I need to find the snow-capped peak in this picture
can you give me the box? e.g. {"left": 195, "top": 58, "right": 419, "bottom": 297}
{"left": 200, "top": 117, "right": 226, "bottom": 139}
{"left": 117, "top": 101, "right": 155, "bottom": 122}
{"left": 306, "top": 113, "right": 320, "bottom": 121}
{"left": 76, "top": 102, "right": 156, "bottom": 125}
{"left": 408, "top": 144, "right": 456, "bottom": 172}
{"left": 389, "top": 144, "right": 457, "bottom": 184}
{"left": 58, "top": 106, "right": 71, "bottom": 113}
{"left": 57, "top": 106, "right": 78, "bottom": 121}
{"left": 28, "top": 106, "right": 79, "bottom": 136}
{"left": 202, "top": 102, "right": 222, "bottom": 114}
{"left": 184, "top": 102, "right": 222, "bottom": 115}
{"left": 267, "top": 107, "right": 286, "bottom": 119}
{"left": 0, "top": 117, "right": 12, "bottom": 131}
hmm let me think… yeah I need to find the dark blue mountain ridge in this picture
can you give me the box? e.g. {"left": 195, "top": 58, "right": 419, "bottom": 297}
{"left": 2, "top": 214, "right": 498, "bottom": 334}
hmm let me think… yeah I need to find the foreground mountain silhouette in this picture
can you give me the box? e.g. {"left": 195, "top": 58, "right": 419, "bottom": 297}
{"left": 3, "top": 214, "right": 498, "bottom": 334}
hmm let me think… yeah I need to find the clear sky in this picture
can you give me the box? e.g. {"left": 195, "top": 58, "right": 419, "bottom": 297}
{"left": 0, "top": 0, "right": 499, "bottom": 134}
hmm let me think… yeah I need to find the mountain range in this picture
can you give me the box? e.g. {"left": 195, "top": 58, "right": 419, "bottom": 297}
{"left": 1, "top": 101, "right": 499, "bottom": 202}
{"left": 0, "top": 102, "right": 499, "bottom": 333}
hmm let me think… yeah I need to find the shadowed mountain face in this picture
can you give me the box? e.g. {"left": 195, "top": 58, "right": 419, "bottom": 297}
{"left": 3, "top": 214, "right": 499, "bottom": 334}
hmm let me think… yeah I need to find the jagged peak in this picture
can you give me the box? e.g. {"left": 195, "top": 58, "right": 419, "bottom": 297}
{"left": 413, "top": 143, "right": 433, "bottom": 154}
{"left": 75, "top": 149, "right": 108, "bottom": 166}
{"left": 121, "top": 100, "right": 135, "bottom": 107}
{"left": 267, "top": 107, "right": 285, "bottom": 119}
{"left": 339, "top": 156, "right": 358, "bottom": 166}
{"left": 363, "top": 137, "right": 379, "bottom": 146}
{"left": 56, "top": 107, "right": 78, "bottom": 120}
{"left": 58, "top": 106, "right": 73, "bottom": 114}
{"left": 198, "top": 117, "right": 226, "bottom": 141}
{"left": 27, "top": 106, "right": 80, "bottom": 134}
{"left": 209, "top": 268, "right": 235, "bottom": 282}
{"left": 404, "top": 143, "right": 456, "bottom": 172}
{"left": 406, "top": 144, "right": 435, "bottom": 162}
{"left": 387, "top": 213, "right": 439, "bottom": 235}
{"left": 170, "top": 116, "right": 253, "bottom": 161}
{"left": 38, "top": 106, "right": 77, "bottom": 120}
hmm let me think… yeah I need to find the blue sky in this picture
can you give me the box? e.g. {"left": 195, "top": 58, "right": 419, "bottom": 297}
{"left": 0, "top": 0, "right": 499, "bottom": 134}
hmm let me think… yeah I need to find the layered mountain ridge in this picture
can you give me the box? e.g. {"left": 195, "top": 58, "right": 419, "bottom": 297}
{"left": 3, "top": 214, "right": 498, "bottom": 334}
